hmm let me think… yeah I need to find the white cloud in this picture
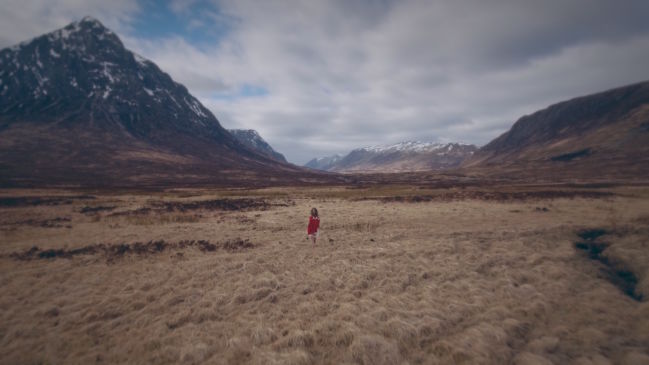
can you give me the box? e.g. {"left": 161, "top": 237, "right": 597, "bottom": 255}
{"left": 129, "top": 0, "right": 649, "bottom": 164}
{"left": 0, "top": 0, "right": 138, "bottom": 48}
{"left": 3, "top": 0, "right": 649, "bottom": 164}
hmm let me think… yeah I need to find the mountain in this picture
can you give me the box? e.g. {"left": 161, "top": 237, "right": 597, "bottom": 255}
{"left": 464, "top": 81, "right": 649, "bottom": 181}
{"left": 305, "top": 141, "right": 477, "bottom": 172}
{"left": 0, "top": 17, "right": 326, "bottom": 187}
{"left": 304, "top": 154, "right": 343, "bottom": 170}
{"left": 228, "top": 129, "right": 287, "bottom": 163}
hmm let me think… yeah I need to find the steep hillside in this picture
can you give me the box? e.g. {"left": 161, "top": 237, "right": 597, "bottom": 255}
{"left": 464, "top": 81, "right": 649, "bottom": 181}
{"left": 0, "top": 17, "right": 325, "bottom": 187}
{"left": 228, "top": 129, "right": 287, "bottom": 163}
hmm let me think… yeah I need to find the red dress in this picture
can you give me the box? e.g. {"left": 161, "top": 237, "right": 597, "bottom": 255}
{"left": 307, "top": 216, "right": 320, "bottom": 235}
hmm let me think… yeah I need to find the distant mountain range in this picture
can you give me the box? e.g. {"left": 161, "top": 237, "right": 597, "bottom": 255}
{"left": 305, "top": 154, "right": 343, "bottom": 170}
{"left": 1, "top": 17, "right": 647, "bottom": 186}
{"left": 0, "top": 17, "right": 328, "bottom": 187}
{"left": 228, "top": 129, "right": 287, "bottom": 163}
{"left": 464, "top": 80, "right": 649, "bottom": 180}
{"left": 306, "top": 141, "right": 477, "bottom": 172}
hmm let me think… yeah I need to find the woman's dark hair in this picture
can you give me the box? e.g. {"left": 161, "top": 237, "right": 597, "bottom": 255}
{"left": 310, "top": 207, "right": 318, "bottom": 217}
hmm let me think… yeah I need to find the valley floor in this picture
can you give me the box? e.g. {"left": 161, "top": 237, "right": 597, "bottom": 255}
{"left": 1, "top": 185, "right": 648, "bottom": 364}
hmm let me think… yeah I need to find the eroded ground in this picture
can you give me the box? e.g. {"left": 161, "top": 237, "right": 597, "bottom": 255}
{"left": 1, "top": 185, "right": 648, "bottom": 364}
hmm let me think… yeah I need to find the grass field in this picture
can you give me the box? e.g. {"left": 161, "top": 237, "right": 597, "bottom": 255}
{"left": 1, "top": 185, "right": 648, "bottom": 364}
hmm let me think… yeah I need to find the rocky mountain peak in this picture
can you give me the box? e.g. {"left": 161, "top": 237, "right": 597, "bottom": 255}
{"left": 0, "top": 17, "right": 226, "bottom": 141}
{"left": 0, "top": 17, "right": 316, "bottom": 187}
{"left": 37, "top": 16, "right": 124, "bottom": 55}
{"left": 229, "top": 129, "right": 287, "bottom": 162}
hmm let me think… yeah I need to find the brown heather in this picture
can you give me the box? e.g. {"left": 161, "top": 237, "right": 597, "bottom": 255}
{"left": 1, "top": 185, "right": 649, "bottom": 364}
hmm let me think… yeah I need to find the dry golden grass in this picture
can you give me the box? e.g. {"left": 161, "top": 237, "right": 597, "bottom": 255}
{"left": 1, "top": 185, "right": 649, "bottom": 364}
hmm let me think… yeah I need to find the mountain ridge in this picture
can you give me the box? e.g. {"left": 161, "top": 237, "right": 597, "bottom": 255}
{"left": 0, "top": 17, "right": 329, "bottom": 187}
{"left": 306, "top": 141, "right": 477, "bottom": 173}
{"left": 228, "top": 129, "right": 287, "bottom": 163}
{"left": 463, "top": 80, "right": 649, "bottom": 181}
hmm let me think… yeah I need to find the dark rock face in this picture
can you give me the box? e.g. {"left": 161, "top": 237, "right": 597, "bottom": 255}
{"left": 229, "top": 129, "right": 287, "bottom": 163}
{"left": 0, "top": 17, "right": 321, "bottom": 187}
{"left": 0, "top": 16, "right": 227, "bottom": 142}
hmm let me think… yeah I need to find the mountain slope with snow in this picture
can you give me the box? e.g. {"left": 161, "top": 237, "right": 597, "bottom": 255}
{"left": 228, "top": 129, "right": 287, "bottom": 162}
{"left": 304, "top": 154, "right": 343, "bottom": 170}
{"left": 305, "top": 141, "right": 477, "bottom": 172}
{"left": 0, "top": 17, "right": 325, "bottom": 187}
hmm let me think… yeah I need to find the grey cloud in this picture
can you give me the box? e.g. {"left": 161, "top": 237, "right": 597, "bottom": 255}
{"left": 0, "top": 0, "right": 138, "bottom": 48}
{"left": 2, "top": 0, "right": 649, "bottom": 165}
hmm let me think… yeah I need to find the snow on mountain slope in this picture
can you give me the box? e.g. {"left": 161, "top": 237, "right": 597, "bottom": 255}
{"left": 304, "top": 154, "right": 343, "bottom": 170}
{"left": 228, "top": 129, "right": 287, "bottom": 163}
{"left": 305, "top": 141, "right": 477, "bottom": 172}
{"left": 0, "top": 16, "right": 323, "bottom": 187}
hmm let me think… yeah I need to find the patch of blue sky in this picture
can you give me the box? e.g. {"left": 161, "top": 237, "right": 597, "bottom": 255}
{"left": 132, "top": 0, "right": 237, "bottom": 48}
{"left": 240, "top": 84, "right": 269, "bottom": 97}
{"left": 211, "top": 84, "right": 269, "bottom": 100}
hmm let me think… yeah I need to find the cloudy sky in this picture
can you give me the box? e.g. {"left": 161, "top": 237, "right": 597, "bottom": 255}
{"left": 2, "top": 0, "right": 649, "bottom": 164}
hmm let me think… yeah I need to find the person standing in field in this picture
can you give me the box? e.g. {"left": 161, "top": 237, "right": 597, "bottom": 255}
{"left": 307, "top": 207, "right": 320, "bottom": 245}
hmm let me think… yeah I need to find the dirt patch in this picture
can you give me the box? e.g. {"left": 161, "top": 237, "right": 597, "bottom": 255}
{"left": 8, "top": 238, "right": 255, "bottom": 261}
{"left": 551, "top": 148, "right": 592, "bottom": 162}
{"left": 108, "top": 207, "right": 153, "bottom": 217}
{"left": 577, "top": 228, "right": 607, "bottom": 241}
{"left": 107, "top": 198, "right": 289, "bottom": 217}
{"left": 359, "top": 190, "right": 612, "bottom": 203}
{"left": 0, "top": 195, "right": 95, "bottom": 207}
{"left": 154, "top": 198, "right": 272, "bottom": 212}
{"left": 80, "top": 205, "right": 116, "bottom": 214}
{"left": 221, "top": 238, "right": 255, "bottom": 251}
{"left": 13, "top": 217, "right": 72, "bottom": 228}
{"left": 574, "top": 229, "right": 642, "bottom": 301}
{"left": 638, "top": 121, "right": 649, "bottom": 133}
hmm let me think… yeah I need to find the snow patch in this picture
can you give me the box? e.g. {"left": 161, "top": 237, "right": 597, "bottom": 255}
{"left": 359, "top": 141, "right": 446, "bottom": 153}
{"left": 316, "top": 155, "right": 341, "bottom": 162}
{"left": 143, "top": 87, "right": 154, "bottom": 96}
{"left": 100, "top": 62, "right": 116, "bottom": 83}
{"left": 31, "top": 67, "right": 48, "bottom": 89}
{"left": 166, "top": 91, "right": 181, "bottom": 108}
{"left": 185, "top": 97, "right": 207, "bottom": 118}
{"left": 355, "top": 141, "right": 474, "bottom": 154}
{"left": 133, "top": 53, "right": 149, "bottom": 68}
{"left": 103, "top": 86, "right": 111, "bottom": 99}
{"left": 59, "top": 27, "right": 72, "bottom": 40}
{"left": 49, "top": 48, "right": 60, "bottom": 58}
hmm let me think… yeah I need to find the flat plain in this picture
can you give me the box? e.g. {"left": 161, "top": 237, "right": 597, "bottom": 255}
{"left": 1, "top": 184, "right": 648, "bottom": 364}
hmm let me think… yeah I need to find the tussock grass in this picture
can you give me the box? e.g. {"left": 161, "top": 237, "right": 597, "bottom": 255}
{"left": 0, "top": 186, "right": 648, "bottom": 364}
{"left": 116, "top": 213, "right": 203, "bottom": 225}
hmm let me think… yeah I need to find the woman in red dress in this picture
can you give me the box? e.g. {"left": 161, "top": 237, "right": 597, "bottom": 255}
{"left": 307, "top": 207, "right": 320, "bottom": 245}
